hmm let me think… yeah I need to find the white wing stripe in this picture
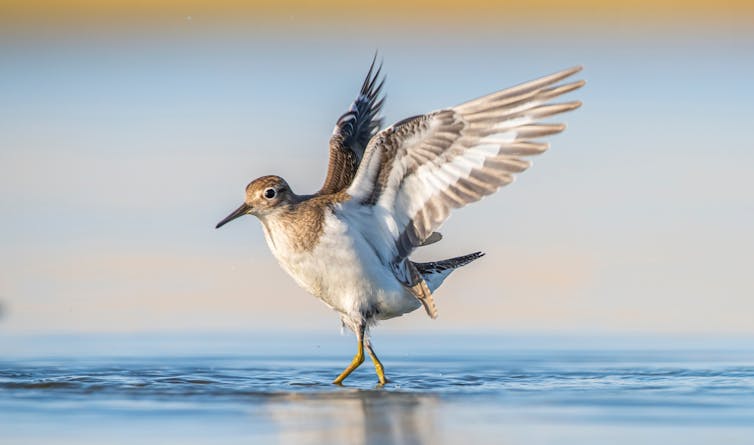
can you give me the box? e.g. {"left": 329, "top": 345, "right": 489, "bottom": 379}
{"left": 477, "top": 131, "right": 518, "bottom": 144}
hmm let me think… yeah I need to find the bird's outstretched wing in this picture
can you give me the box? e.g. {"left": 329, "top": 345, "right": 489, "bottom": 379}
{"left": 318, "top": 56, "right": 385, "bottom": 195}
{"left": 343, "top": 66, "right": 585, "bottom": 314}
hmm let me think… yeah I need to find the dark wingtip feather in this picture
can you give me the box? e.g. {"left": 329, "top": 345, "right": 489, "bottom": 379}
{"left": 360, "top": 52, "right": 378, "bottom": 92}
{"left": 335, "top": 54, "right": 387, "bottom": 152}
{"left": 366, "top": 62, "right": 383, "bottom": 95}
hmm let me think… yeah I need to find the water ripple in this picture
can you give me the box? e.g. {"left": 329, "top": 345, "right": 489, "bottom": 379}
{"left": 3, "top": 357, "right": 753, "bottom": 404}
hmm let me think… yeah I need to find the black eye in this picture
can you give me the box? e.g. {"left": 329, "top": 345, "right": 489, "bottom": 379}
{"left": 264, "top": 188, "right": 276, "bottom": 199}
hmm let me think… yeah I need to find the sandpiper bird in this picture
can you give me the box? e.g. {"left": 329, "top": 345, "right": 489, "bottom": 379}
{"left": 216, "top": 57, "right": 584, "bottom": 384}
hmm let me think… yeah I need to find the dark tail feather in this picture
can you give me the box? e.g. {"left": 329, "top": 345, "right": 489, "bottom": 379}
{"left": 413, "top": 251, "right": 485, "bottom": 275}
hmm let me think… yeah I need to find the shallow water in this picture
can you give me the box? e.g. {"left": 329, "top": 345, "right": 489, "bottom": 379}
{"left": 2, "top": 333, "right": 753, "bottom": 444}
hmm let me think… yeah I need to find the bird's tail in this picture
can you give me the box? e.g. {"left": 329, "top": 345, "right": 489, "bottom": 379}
{"left": 412, "top": 251, "right": 484, "bottom": 293}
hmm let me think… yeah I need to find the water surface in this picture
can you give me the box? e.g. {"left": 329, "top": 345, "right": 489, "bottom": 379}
{"left": 2, "top": 333, "right": 753, "bottom": 444}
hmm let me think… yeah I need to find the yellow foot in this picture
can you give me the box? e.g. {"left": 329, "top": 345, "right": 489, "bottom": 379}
{"left": 374, "top": 362, "right": 388, "bottom": 385}
{"left": 367, "top": 344, "right": 388, "bottom": 385}
{"left": 333, "top": 324, "right": 367, "bottom": 385}
{"left": 332, "top": 350, "right": 364, "bottom": 385}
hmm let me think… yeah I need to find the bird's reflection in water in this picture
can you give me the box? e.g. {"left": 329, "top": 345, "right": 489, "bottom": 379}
{"left": 262, "top": 390, "right": 440, "bottom": 445}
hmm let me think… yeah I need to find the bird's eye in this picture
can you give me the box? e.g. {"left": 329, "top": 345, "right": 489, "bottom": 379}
{"left": 264, "top": 188, "right": 276, "bottom": 199}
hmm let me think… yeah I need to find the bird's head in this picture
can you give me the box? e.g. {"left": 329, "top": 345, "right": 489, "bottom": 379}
{"left": 215, "top": 175, "right": 293, "bottom": 228}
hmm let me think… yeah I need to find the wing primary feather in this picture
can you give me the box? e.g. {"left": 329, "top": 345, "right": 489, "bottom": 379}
{"left": 481, "top": 66, "right": 582, "bottom": 104}
{"left": 360, "top": 53, "right": 378, "bottom": 92}
{"left": 514, "top": 123, "right": 567, "bottom": 139}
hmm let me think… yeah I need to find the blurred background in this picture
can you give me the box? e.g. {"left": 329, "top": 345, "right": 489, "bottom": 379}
{"left": 1, "top": 0, "right": 753, "bottom": 337}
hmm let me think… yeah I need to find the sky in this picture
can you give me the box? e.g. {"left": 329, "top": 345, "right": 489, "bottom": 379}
{"left": 1, "top": 1, "right": 753, "bottom": 335}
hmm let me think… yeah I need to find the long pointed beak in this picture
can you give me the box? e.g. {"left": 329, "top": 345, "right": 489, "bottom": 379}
{"left": 215, "top": 203, "right": 251, "bottom": 229}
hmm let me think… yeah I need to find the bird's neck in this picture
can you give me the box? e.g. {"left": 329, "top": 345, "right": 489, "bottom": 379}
{"left": 258, "top": 199, "right": 328, "bottom": 255}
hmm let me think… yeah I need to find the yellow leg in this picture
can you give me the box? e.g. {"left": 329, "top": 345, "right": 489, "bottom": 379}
{"left": 366, "top": 341, "right": 388, "bottom": 385}
{"left": 332, "top": 325, "right": 365, "bottom": 385}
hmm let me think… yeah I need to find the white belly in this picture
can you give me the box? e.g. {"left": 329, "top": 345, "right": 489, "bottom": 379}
{"left": 260, "top": 211, "right": 421, "bottom": 322}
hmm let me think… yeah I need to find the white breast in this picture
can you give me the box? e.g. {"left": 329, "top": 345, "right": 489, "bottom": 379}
{"left": 259, "top": 209, "right": 420, "bottom": 322}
